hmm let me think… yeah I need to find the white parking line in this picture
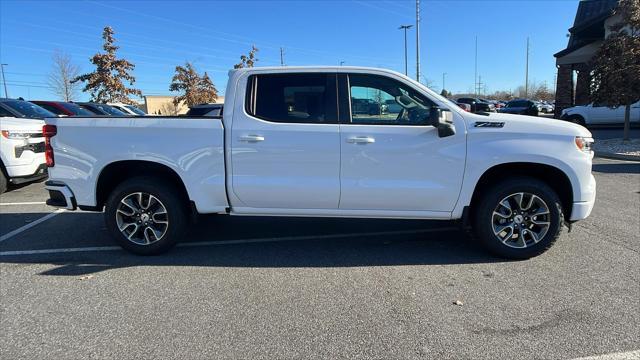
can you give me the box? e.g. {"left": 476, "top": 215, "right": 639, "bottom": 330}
{"left": 0, "top": 227, "right": 458, "bottom": 256}
{"left": 0, "top": 209, "right": 66, "bottom": 243}
{"left": 571, "top": 350, "right": 640, "bottom": 360}
{"left": 0, "top": 201, "right": 47, "bottom": 206}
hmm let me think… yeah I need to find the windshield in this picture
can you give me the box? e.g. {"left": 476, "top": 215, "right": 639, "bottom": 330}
{"left": 125, "top": 105, "right": 146, "bottom": 116}
{"left": 61, "top": 102, "right": 95, "bottom": 116}
{"left": 2, "top": 100, "right": 56, "bottom": 118}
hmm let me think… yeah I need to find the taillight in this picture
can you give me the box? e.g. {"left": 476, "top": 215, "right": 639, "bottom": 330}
{"left": 43, "top": 124, "right": 57, "bottom": 167}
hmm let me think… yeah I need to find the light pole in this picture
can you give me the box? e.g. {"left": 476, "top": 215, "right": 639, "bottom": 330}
{"left": 0, "top": 64, "right": 7, "bottom": 98}
{"left": 399, "top": 25, "right": 413, "bottom": 76}
{"left": 442, "top": 72, "right": 447, "bottom": 94}
{"left": 415, "top": 0, "right": 421, "bottom": 82}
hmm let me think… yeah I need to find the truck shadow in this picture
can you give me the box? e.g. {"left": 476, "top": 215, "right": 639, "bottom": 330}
{"left": 0, "top": 212, "right": 506, "bottom": 276}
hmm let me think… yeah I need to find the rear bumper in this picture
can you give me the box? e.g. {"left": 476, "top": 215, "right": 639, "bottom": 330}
{"left": 45, "top": 181, "right": 77, "bottom": 210}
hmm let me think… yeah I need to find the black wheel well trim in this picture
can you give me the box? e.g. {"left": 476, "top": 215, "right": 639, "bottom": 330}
{"left": 0, "top": 158, "right": 8, "bottom": 178}
{"left": 95, "top": 160, "right": 192, "bottom": 211}
{"left": 468, "top": 162, "right": 574, "bottom": 220}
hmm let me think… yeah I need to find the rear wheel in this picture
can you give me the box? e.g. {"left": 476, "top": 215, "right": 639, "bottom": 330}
{"left": 473, "top": 177, "right": 564, "bottom": 259}
{"left": 104, "top": 177, "right": 188, "bottom": 255}
{"left": 567, "top": 115, "right": 586, "bottom": 127}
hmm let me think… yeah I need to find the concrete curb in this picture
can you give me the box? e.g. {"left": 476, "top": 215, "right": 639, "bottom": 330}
{"left": 595, "top": 152, "right": 640, "bottom": 162}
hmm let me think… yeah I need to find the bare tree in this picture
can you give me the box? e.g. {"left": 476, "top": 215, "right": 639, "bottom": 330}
{"left": 234, "top": 46, "right": 259, "bottom": 69}
{"left": 48, "top": 51, "right": 81, "bottom": 101}
{"left": 590, "top": 0, "right": 640, "bottom": 141}
{"left": 72, "top": 26, "right": 142, "bottom": 104}
{"left": 169, "top": 62, "right": 218, "bottom": 107}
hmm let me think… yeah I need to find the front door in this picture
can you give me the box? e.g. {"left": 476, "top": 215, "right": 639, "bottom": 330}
{"left": 338, "top": 73, "right": 466, "bottom": 213}
{"left": 230, "top": 72, "right": 341, "bottom": 209}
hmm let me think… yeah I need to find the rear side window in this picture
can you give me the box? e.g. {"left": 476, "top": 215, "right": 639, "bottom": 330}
{"left": 245, "top": 73, "right": 338, "bottom": 123}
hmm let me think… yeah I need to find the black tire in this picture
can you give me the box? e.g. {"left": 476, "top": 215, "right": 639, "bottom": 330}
{"left": 472, "top": 177, "right": 564, "bottom": 259}
{"left": 0, "top": 169, "right": 7, "bottom": 194}
{"left": 567, "top": 115, "right": 586, "bottom": 127}
{"left": 104, "top": 177, "right": 188, "bottom": 255}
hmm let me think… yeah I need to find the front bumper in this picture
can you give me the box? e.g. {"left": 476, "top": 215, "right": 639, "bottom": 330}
{"left": 8, "top": 163, "right": 48, "bottom": 184}
{"left": 45, "top": 181, "right": 77, "bottom": 210}
{"left": 569, "top": 174, "right": 596, "bottom": 221}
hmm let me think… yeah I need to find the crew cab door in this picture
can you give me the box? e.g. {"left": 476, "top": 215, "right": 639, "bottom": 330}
{"left": 229, "top": 72, "right": 341, "bottom": 209}
{"left": 337, "top": 73, "right": 466, "bottom": 213}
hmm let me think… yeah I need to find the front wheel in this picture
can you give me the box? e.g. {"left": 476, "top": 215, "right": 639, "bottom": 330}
{"left": 473, "top": 177, "right": 564, "bottom": 259}
{"left": 104, "top": 177, "right": 188, "bottom": 255}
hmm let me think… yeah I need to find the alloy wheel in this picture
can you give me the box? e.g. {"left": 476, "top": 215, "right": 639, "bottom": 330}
{"left": 491, "top": 192, "right": 550, "bottom": 249}
{"left": 115, "top": 192, "right": 169, "bottom": 245}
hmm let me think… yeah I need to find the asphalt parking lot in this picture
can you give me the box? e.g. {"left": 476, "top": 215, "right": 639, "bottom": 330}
{"left": 1, "top": 157, "right": 639, "bottom": 360}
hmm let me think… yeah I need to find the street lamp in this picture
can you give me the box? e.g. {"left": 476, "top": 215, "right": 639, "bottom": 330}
{"left": 398, "top": 25, "right": 413, "bottom": 76}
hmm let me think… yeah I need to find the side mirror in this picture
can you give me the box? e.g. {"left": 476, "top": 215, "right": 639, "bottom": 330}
{"left": 428, "top": 108, "right": 456, "bottom": 138}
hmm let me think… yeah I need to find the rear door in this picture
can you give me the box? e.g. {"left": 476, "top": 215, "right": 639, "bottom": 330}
{"left": 230, "top": 72, "right": 341, "bottom": 209}
{"left": 337, "top": 73, "right": 466, "bottom": 213}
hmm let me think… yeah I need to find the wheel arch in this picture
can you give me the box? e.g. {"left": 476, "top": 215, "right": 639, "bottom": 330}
{"left": 94, "top": 160, "right": 191, "bottom": 210}
{"left": 467, "top": 162, "right": 574, "bottom": 220}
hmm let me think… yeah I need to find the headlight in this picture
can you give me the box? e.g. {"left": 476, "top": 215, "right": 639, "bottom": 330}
{"left": 1, "top": 130, "right": 41, "bottom": 139}
{"left": 575, "top": 136, "right": 594, "bottom": 153}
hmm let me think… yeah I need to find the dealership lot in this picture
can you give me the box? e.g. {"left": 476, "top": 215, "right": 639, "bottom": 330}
{"left": 0, "top": 157, "right": 638, "bottom": 359}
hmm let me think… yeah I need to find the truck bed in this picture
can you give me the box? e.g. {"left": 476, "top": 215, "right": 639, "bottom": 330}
{"left": 45, "top": 116, "right": 228, "bottom": 213}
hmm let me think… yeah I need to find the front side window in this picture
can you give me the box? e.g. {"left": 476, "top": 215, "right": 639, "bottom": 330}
{"left": 246, "top": 73, "right": 337, "bottom": 123}
{"left": 348, "top": 74, "right": 435, "bottom": 125}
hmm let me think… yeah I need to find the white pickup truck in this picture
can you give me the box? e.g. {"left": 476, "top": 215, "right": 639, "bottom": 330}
{"left": 44, "top": 67, "right": 596, "bottom": 259}
{"left": 0, "top": 99, "right": 51, "bottom": 193}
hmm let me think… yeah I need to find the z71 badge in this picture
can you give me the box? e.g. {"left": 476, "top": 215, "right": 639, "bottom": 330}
{"left": 474, "top": 121, "right": 505, "bottom": 128}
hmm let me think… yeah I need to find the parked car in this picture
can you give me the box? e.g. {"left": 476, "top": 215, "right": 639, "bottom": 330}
{"left": 352, "top": 98, "right": 387, "bottom": 115}
{"left": 186, "top": 103, "right": 224, "bottom": 117}
{"left": 76, "top": 102, "right": 127, "bottom": 116}
{"left": 561, "top": 102, "right": 640, "bottom": 126}
{"left": 31, "top": 100, "right": 95, "bottom": 116}
{"left": 500, "top": 99, "right": 539, "bottom": 116}
{"left": 538, "top": 102, "right": 554, "bottom": 114}
{"left": 108, "top": 102, "right": 147, "bottom": 116}
{"left": 44, "top": 66, "right": 595, "bottom": 259}
{"left": 456, "top": 102, "right": 471, "bottom": 112}
{"left": 456, "top": 98, "right": 495, "bottom": 113}
{"left": 0, "top": 99, "right": 50, "bottom": 192}
{"left": 0, "top": 98, "right": 56, "bottom": 119}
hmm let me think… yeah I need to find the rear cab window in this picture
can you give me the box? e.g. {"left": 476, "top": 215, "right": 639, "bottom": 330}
{"left": 245, "top": 73, "right": 338, "bottom": 124}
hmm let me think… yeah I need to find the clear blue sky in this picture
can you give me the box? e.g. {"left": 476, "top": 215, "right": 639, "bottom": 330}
{"left": 0, "top": 0, "right": 578, "bottom": 101}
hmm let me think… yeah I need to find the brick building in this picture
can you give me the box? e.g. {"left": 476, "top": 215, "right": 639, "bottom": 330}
{"left": 553, "top": 0, "right": 619, "bottom": 118}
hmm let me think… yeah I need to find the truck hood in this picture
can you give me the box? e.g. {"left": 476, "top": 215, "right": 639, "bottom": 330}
{"left": 0, "top": 117, "right": 46, "bottom": 132}
{"left": 469, "top": 112, "right": 592, "bottom": 137}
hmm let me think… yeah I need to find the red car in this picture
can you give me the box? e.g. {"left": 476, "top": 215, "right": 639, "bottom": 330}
{"left": 30, "top": 101, "right": 95, "bottom": 116}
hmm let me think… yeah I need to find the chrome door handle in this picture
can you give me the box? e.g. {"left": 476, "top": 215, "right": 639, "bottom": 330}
{"left": 239, "top": 135, "right": 265, "bottom": 142}
{"left": 347, "top": 136, "right": 375, "bottom": 144}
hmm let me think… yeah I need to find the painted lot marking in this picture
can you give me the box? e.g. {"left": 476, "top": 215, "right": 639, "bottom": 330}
{"left": 0, "top": 202, "right": 47, "bottom": 206}
{"left": 0, "top": 209, "right": 65, "bottom": 243}
{"left": 0, "top": 227, "right": 458, "bottom": 256}
{"left": 571, "top": 350, "right": 640, "bottom": 360}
